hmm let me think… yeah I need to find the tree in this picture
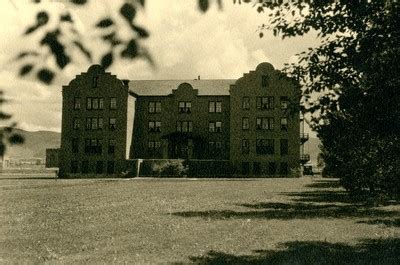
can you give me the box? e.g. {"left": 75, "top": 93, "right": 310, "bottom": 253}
{"left": 0, "top": 91, "right": 24, "bottom": 158}
{"left": 251, "top": 0, "right": 400, "bottom": 197}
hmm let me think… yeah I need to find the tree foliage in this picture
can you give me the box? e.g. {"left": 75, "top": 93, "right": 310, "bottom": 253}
{"left": 251, "top": 0, "right": 400, "bottom": 197}
{"left": 0, "top": 91, "right": 24, "bottom": 157}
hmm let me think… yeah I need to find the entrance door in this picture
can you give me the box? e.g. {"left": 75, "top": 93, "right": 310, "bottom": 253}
{"left": 169, "top": 140, "right": 189, "bottom": 159}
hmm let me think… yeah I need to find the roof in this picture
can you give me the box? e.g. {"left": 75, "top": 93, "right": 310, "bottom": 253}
{"left": 128, "top": 79, "right": 236, "bottom": 96}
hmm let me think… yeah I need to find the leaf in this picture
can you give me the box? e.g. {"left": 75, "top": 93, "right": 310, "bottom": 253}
{"left": 101, "top": 52, "right": 113, "bottom": 69}
{"left": 120, "top": 3, "right": 136, "bottom": 21}
{"left": 259, "top": 32, "right": 264, "bottom": 38}
{"left": 19, "top": 64, "right": 34, "bottom": 76}
{"left": 37, "top": 11, "right": 49, "bottom": 25}
{"left": 37, "top": 68, "right": 55, "bottom": 84}
{"left": 71, "top": 0, "right": 87, "bottom": 5}
{"left": 73, "top": 41, "right": 92, "bottom": 60}
{"left": 16, "top": 51, "right": 39, "bottom": 60}
{"left": 96, "top": 18, "right": 114, "bottom": 28}
{"left": 40, "top": 31, "right": 70, "bottom": 69}
{"left": 8, "top": 134, "right": 24, "bottom": 145}
{"left": 60, "top": 13, "right": 73, "bottom": 23}
{"left": 0, "top": 111, "right": 12, "bottom": 120}
{"left": 198, "top": 0, "right": 209, "bottom": 12}
{"left": 138, "top": 0, "right": 145, "bottom": 7}
{"left": 131, "top": 25, "right": 149, "bottom": 38}
{"left": 121, "top": 39, "right": 138, "bottom": 59}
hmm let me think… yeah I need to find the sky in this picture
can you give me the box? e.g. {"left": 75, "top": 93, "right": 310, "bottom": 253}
{"left": 0, "top": 0, "right": 319, "bottom": 133}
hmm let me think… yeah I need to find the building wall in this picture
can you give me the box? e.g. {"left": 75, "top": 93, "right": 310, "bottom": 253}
{"left": 130, "top": 83, "right": 231, "bottom": 160}
{"left": 59, "top": 65, "right": 128, "bottom": 177}
{"left": 229, "top": 62, "right": 300, "bottom": 175}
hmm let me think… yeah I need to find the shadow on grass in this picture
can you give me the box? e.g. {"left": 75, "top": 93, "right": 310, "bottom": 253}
{"left": 188, "top": 238, "right": 400, "bottom": 265}
{"left": 305, "top": 179, "right": 342, "bottom": 189}
{"left": 172, "top": 202, "right": 398, "bottom": 220}
{"left": 172, "top": 178, "right": 399, "bottom": 220}
{"left": 357, "top": 218, "right": 400, "bottom": 227}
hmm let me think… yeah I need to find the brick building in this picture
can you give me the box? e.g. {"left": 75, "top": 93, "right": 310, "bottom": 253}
{"left": 58, "top": 62, "right": 308, "bottom": 177}
{"left": 130, "top": 62, "right": 306, "bottom": 176}
{"left": 59, "top": 65, "right": 128, "bottom": 177}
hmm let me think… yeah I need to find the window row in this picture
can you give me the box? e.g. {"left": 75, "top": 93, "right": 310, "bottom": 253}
{"left": 74, "top": 97, "right": 117, "bottom": 110}
{"left": 241, "top": 161, "right": 289, "bottom": 175}
{"left": 73, "top": 118, "right": 116, "bottom": 130}
{"left": 242, "top": 117, "right": 288, "bottom": 131}
{"left": 148, "top": 121, "right": 223, "bottom": 133}
{"left": 242, "top": 96, "right": 288, "bottom": 110}
{"left": 148, "top": 101, "right": 223, "bottom": 114}
{"left": 70, "top": 160, "right": 115, "bottom": 174}
{"left": 71, "top": 138, "right": 116, "bottom": 155}
{"left": 242, "top": 139, "right": 288, "bottom": 155}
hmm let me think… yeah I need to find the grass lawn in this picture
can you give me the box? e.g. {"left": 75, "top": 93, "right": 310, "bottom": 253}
{"left": 0, "top": 175, "right": 399, "bottom": 264}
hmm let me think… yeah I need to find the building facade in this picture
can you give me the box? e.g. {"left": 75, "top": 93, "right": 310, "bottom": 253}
{"left": 59, "top": 65, "right": 128, "bottom": 177}
{"left": 130, "top": 62, "right": 305, "bottom": 176}
{"left": 58, "top": 62, "right": 307, "bottom": 177}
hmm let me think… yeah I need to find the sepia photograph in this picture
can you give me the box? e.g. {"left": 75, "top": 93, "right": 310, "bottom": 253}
{"left": 0, "top": 0, "right": 399, "bottom": 263}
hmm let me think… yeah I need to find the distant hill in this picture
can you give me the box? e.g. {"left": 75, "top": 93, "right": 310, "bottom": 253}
{"left": 3, "top": 129, "right": 61, "bottom": 159}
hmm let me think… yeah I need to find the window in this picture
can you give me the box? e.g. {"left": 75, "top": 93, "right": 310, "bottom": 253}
{"left": 108, "top": 139, "right": 116, "bottom": 154}
{"left": 82, "top": 160, "right": 89, "bottom": 173}
{"left": 216, "top": 121, "right": 222, "bottom": 132}
{"left": 256, "top": 97, "right": 274, "bottom": 110}
{"left": 96, "top": 161, "right": 103, "bottom": 174}
{"left": 280, "top": 162, "right": 289, "bottom": 175}
{"left": 209, "top": 101, "right": 222, "bottom": 113}
{"left": 91, "top": 118, "right": 98, "bottom": 130}
{"left": 209, "top": 121, "right": 222, "bottom": 132}
{"left": 148, "top": 141, "right": 161, "bottom": 155}
{"left": 74, "top": 97, "right": 81, "bottom": 110}
{"left": 73, "top": 118, "right": 80, "bottom": 130}
{"left": 176, "top": 121, "right": 193, "bottom": 132}
{"left": 208, "top": 141, "right": 222, "bottom": 157}
{"left": 253, "top": 162, "right": 261, "bottom": 175}
{"left": 85, "top": 118, "right": 103, "bottom": 130}
{"left": 179, "top": 102, "right": 191, "bottom": 113}
{"left": 256, "top": 117, "right": 274, "bottom": 130}
{"left": 242, "top": 97, "right": 250, "bottom": 110}
{"left": 280, "top": 139, "right": 288, "bottom": 155}
{"left": 256, "top": 139, "right": 274, "bottom": 155}
{"left": 280, "top": 96, "right": 288, "bottom": 110}
{"left": 242, "top": 117, "right": 249, "bottom": 130}
{"left": 149, "top": 102, "right": 161, "bottom": 113}
{"left": 86, "top": 98, "right": 92, "bottom": 110}
{"left": 86, "top": 97, "right": 103, "bottom": 110}
{"left": 92, "top": 76, "right": 98, "bottom": 88}
{"left": 99, "top": 98, "right": 104, "bottom": 109}
{"left": 242, "top": 139, "right": 249, "bottom": 154}
{"left": 149, "top": 121, "right": 161, "bottom": 132}
{"left": 109, "top": 118, "right": 116, "bottom": 130}
{"left": 92, "top": 98, "right": 99, "bottom": 109}
{"left": 242, "top": 162, "right": 250, "bottom": 175}
{"left": 262, "top": 75, "right": 269, "bottom": 87}
{"left": 268, "top": 162, "right": 276, "bottom": 175}
{"left": 107, "top": 161, "right": 114, "bottom": 174}
{"left": 110, "top": 97, "right": 117, "bottom": 109}
{"left": 281, "top": 117, "right": 288, "bottom": 131}
{"left": 72, "top": 138, "right": 79, "bottom": 153}
{"left": 84, "top": 139, "right": 102, "bottom": 154}
{"left": 71, "top": 160, "right": 78, "bottom": 173}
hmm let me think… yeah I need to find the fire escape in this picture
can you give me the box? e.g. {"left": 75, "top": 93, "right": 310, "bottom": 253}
{"left": 300, "top": 114, "right": 310, "bottom": 166}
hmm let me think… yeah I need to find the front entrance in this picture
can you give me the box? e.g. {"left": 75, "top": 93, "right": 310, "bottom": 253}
{"left": 169, "top": 139, "right": 190, "bottom": 159}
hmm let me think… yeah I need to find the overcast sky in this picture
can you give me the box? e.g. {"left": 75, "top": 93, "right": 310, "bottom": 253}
{"left": 0, "top": 0, "right": 318, "bottom": 133}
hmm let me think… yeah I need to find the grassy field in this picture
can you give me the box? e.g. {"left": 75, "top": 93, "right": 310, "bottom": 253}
{"left": 0, "top": 175, "right": 399, "bottom": 264}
